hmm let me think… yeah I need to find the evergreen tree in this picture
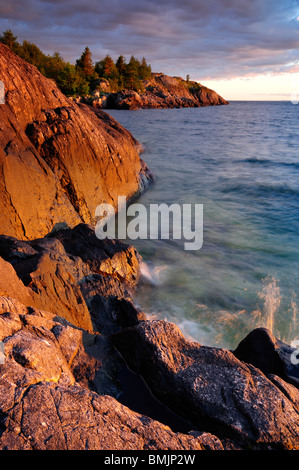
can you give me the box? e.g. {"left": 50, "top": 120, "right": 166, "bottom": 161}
{"left": 0, "top": 30, "right": 153, "bottom": 97}
{"left": 18, "top": 40, "right": 46, "bottom": 72}
{"left": 124, "top": 56, "right": 140, "bottom": 90}
{"left": 116, "top": 55, "right": 126, "bottom": 75}
{"left": 95, "top": 55, "right": 117, "bottom": 79}
{"left": 115, "top": 55, "right": 125, "bottom": 89}
{"left": 76, "top": 46, "right": 94, "bottom": 77}
{"left": 44, "top": 52, "right": 66, "bottom": 80}
{"left": 0, "top": 29, "right": 19, "bottom": 53}
{"left": 57, "top": 63, "right": 89, "bottom": 96}
{"left": 139, "top": 57, "right": 151, "bottom": 80}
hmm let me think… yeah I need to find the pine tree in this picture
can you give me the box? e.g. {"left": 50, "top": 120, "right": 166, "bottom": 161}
{"left": 139, "top": 57, "right": 152, "bottom": 80}
{"left": 124, "top": 56, "right": 140, "bottom": 90}
{"left": 116, "top": 55, "right": 126, "bottom": 75}
{"left": 44, "top": 52, "right": 65, "bottom": 80}
{"left": 19, "top": 40, "right": 46, "bottom": 71}
{"left": 57, "top": 63, "right": 89, "bottom": 96}
{"left": 0, "top": 29, "right": 20, "bottom": 54}
{"left": 76, "top": 47, "right": 94, "bottom": 77}
{"left": 102, "top": 55, "right": 117, "bottom": 79}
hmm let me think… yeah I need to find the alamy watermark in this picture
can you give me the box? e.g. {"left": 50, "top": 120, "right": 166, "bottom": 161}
{"left": 95, "top": 196, "right": 203, "bottom": 251}
{"left": 290, "top": 339, "right": 299, "bottom": 365}
{"left": 0, "top": 80, "right": 4, "bottom": 104}
{"left": 0, "top": 341, "right": 5, "bottom": 365}
{"left": 290, "top": 79, "right": 299, "bottom": 105}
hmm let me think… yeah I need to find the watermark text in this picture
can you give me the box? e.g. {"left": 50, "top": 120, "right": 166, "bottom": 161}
{"left": 95, "top": 196, "right": 203, "bottom": 251}
{"left": 291, "top": 339, "right": 299, "bottom": 365}
{"left": 0, "top": 341, "right": 5, "bottom": 364}
{"left": 0, "top": 81, "right": 4, "bottom": 104}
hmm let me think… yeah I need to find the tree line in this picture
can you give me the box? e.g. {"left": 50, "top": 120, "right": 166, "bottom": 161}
{"left": 0, "top": 29, "right": 152, "bottom": 96}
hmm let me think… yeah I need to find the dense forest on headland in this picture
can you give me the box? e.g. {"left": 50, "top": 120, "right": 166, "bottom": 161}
{"left": 0, "top": 29, "right": 152, "bottom": 96}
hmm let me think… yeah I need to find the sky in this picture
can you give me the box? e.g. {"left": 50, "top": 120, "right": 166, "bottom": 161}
{"left": 0, "top": 0, "right": 299, "bottom": 100}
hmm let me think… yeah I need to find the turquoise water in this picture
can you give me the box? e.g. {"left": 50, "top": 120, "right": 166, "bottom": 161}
{"left": 106, "top": 102, "right": 299, "bottom": 349}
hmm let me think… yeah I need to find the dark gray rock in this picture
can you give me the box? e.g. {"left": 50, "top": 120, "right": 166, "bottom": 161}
{"left": 112, "top": 320, "right": 299, "bottom": 449}
{"left": 233, "top": 327, "right": 299, "bottom": 388}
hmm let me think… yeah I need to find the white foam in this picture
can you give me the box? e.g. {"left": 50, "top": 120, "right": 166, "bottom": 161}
{"left": 140, "top": 261, "right": 169, "bottom": 285}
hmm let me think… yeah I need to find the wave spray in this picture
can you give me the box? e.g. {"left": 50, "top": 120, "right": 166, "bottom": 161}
{"left": 258, "top": 277, "right": 281, "bottom": 334}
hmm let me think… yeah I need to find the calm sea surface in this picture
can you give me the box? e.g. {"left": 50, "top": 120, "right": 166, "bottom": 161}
{"left": 106, "top": 102, "right": 299, "bottom": 349}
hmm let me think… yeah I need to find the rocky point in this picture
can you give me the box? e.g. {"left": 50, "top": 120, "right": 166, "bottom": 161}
{"left": 84, "top": 73, "right": 229, "bottom": 110}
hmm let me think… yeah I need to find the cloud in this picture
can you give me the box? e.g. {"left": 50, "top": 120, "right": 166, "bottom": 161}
{"left": 0, "top": 0, "right": 298, "bottom": 80}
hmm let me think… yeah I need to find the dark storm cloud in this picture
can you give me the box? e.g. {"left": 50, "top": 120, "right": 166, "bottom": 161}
{"left": 0, "top": 0, "right": 298, "bottom": 79}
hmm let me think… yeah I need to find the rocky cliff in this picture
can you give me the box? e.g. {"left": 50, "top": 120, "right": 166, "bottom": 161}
{"left": 85, "top": 73, "right": 229, "bottom": 110}
{"left": 0, "top": 44, "right": 153, "bottom": 241}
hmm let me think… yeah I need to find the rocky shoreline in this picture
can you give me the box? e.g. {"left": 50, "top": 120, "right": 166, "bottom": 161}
{"left": 0, "top": 44, "right": 298, "bottom": 451}
{"left": 78, "top": 73, "right": 229, "bottom": 110}
{"left": 0, "top": 224, "right": 298, "bottom": 450}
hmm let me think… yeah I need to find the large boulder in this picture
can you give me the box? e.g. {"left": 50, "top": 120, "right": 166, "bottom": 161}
{"left": 0, "top": 224, "right": 143, "bottom": 332}
{"left": 0, "top": 43, "right": 153, "bottom": 240}
{"left": 112, "top": 320, "right": 299, "bottom": 449}
{"left": 233, "top": 327, "right": 299, "bottom": 388}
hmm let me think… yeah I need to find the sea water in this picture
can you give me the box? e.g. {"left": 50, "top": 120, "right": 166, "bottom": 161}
{"left": 106, "top": 102, "right": 299, "bottom": 349}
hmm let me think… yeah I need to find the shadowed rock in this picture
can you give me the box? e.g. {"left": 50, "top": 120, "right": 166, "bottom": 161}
{"left": 0, "top": 224, "right": 143, "bottom": 332}
{"left": 112, "top": 320, "right": 299, "bottom": 449}
{"left": 233, "top": 327, "right": 299, "bottom": 388}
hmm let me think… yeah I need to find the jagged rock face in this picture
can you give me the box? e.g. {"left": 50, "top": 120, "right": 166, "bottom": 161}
{"left": 112, "top": 320, "right": 299, "bottom": 450}
{"left": 100, "top": 73, "right": 229, "bottom": 110}
{"left": 0, "top": 44, "right": 153, "bottom": 240}
{"left": 0, "top": 224, "right": 143, "bottom": 331}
